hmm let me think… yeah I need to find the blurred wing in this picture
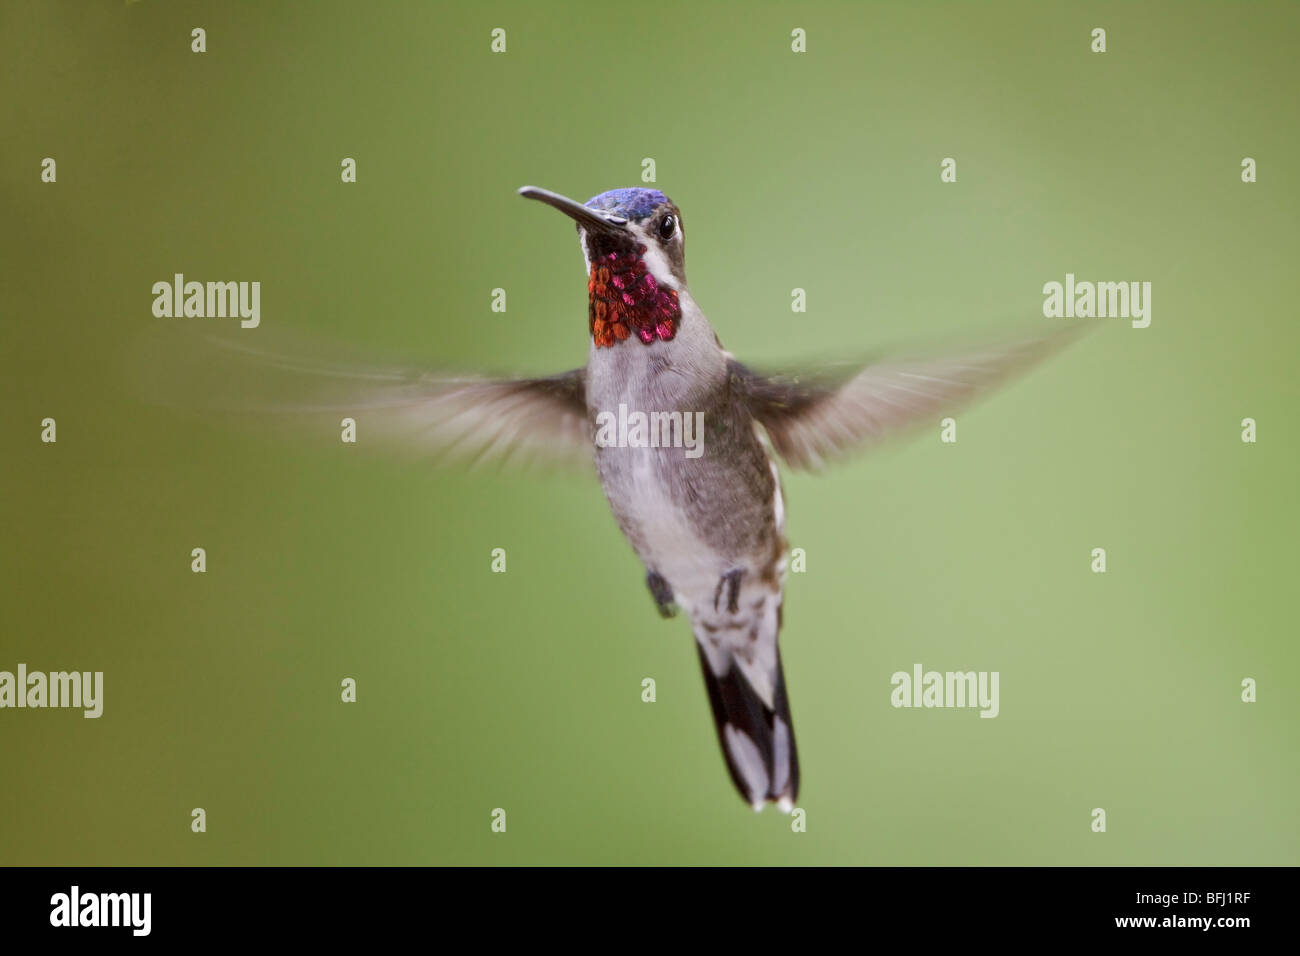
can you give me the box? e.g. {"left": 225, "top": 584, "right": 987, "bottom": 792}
{"left": 730, "top": 326, "right": 1082, "bottom": 471}
{"left": 135, "top": 330, "right": 593, "bottom": 472}
{"left": 361, "top": 368, "right": 592, "bottom": 471}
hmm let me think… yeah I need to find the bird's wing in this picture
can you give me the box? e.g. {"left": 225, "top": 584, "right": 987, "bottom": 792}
{"left": 134, "top": 330, "right": 593, "bottom": 472}
{"left": 728, "top": 325, "right": 1082, "bottom": 471}
{"left": 342, "top": 366, "right": 591, "bottom": 471}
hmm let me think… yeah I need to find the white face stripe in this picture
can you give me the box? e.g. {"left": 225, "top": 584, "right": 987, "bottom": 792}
{"left": 577, "top": 229, "right": 591, "bottom": 276}
{"left": 632, "top": 222, "right": 680, "bottom": 290}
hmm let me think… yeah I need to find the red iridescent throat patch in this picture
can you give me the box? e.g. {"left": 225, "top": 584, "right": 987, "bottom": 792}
{"left": 588, "top": 244, "right": 681, "bottom": 348}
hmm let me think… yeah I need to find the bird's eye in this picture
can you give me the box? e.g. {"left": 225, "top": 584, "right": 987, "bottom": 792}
{"left": 657, "top": 214, "right": 677, "bottom": 240}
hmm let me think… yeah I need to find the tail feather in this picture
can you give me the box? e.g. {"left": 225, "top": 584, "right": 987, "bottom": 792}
{"left": 695, "top": 642, "right": 799, "bottom": 811}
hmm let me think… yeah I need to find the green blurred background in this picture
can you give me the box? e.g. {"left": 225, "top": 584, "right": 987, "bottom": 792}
{"left": 2, "top": 0, "right": 1297, "bottom": 865}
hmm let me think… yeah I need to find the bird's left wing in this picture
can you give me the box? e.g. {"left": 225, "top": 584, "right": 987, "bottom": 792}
{"left": 134, "top": 330, "right": 593, "bottom": 472}
{"left": 728, "top": 325, "right": 1082, "bottom": 471}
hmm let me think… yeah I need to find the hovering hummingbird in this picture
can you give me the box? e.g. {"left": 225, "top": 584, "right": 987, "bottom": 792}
{"left": 148, "top": 185, "right": 1077, "bottom": 812}
{"left": 511, "top": 185, "right": 1077, "bottom": 811}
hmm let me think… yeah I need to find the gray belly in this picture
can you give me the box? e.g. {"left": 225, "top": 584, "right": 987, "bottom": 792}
{"left": 583, "top": 312, "right": 783, "bottom": 605}
{"left": 592, "top": 391, "right": 781, "bottom": 599}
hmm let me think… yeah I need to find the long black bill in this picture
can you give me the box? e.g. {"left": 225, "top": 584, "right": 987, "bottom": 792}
{"left": 517, "top": 186, "right": 628, "bottom": 235}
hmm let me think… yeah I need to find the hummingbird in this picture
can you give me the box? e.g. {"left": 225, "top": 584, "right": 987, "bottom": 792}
{"left": 147, "top": 184, "right": 1077, "bottom": 812}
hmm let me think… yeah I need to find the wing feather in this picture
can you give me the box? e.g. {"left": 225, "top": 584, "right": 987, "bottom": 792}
{"left": 134, "top": 329, "right": 593, "bottom": 472}
{"left": 730, "top": 325, "right": 1083, "bottom": 470}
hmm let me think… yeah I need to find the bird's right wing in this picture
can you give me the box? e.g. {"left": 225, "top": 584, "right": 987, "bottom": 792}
{"left": 134, "top": 329, "right": 594, "bottom": 472}
{"left": 729, "top": 325, "right": 1083, "bottom": 471}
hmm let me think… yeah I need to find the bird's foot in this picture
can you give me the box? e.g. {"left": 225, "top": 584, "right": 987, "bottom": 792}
{"left": 646, "top": 571, "right": 678, "bottom": 619}
{"left": 713, "top": 568, "right": 744, "bottom": 614}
